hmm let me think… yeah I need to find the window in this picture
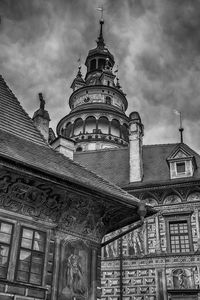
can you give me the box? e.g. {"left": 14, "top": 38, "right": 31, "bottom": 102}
{"left": 106, "top": 96, "right": 111, "bottom": 105}
{"left": 169, "top": 221, "right": 190, "bottom": 253}
{"left": 176, "top": 162, "right": 185, "bottom": 174}
{"left": 0, "top": 221, "right": 13, "bottom": 279}
{"left": 16, "top": 227, "right": 46, "bottom": 285}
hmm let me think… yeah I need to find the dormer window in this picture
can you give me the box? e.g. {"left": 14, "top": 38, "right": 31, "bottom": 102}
{"left": 176, "top": 162, "right": 185, "bottom": 174}
{"left": 167, "top": 144, "right": 197, "bottom": 180}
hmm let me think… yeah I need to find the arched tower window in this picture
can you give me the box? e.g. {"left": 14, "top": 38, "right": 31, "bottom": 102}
{"left": 111, "top": 119, "right": 120, "bottom": 137}
{"left": 90, "top": 59, "right": 96, "bottom": 71}
{"left": 121, "top": 123, "right": 129, "bottom": 141}
{"left": 73, "top": 118, "right": 83, "bottom": 136}
{"left": 76, "top": 146, "right": 83, "bottom": 152}
{"left": 98, "top": 117, "right": 109, "bottom": 134}
{"left": 98, "top": 59, "right": 105, "bottom": 70}
{"left": 85, "top": 116, "right": 96, "bottom": 134}
{"left": 64, "top": 122, "right": 72, "bottom": 137}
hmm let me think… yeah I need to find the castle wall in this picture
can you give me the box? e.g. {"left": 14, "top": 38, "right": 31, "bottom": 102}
{"left": 101, "top": 186, "right": 200, "bottom": 300}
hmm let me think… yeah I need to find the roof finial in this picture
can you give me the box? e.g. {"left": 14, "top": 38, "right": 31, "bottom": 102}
{"left": 96, "top": 5, "right": 105, "bottom": 49}
{"left": 77, "top": 56, "right": 83, "bottom": 78}
{"left": 38, "top": 93, "right": 45, "bottom": 110}
{"left": 174, "top": 110, "right": 184, "bottom": 143}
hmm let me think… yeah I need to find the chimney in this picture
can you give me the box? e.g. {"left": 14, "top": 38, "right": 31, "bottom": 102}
{"left": 32, "top": 93, "right": 50, "bottom": 141}
{"left": 129, "top": 111, "right": 144, "bottom": 182}
{"left": 51, "top": 136, "right": 75, "bottom": 160}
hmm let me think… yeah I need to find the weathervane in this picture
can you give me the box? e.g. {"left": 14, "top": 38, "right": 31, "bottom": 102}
{"left": 174, "top": 110, "right": 184, "bottom": 143}
{"left": 97, "top": 4, "right": 104, "bottom": 21}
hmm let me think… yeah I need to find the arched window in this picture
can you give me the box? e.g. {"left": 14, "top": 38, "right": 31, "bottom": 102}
{"left": 64, "top": 122, "right": 72, "bottom": 137}
{"left": 76, "top": 146, "right": 83, "bottom": 152}
{"left": 111, "top": 119, "right": 120, "bottom": 137}
{"left": 85, "top": 116, "right": 96, "bottom": 134}
{"left": 90, "top": 59, "right": 96, "bottom": 71}
{"left": 98, "top": 117, "right": 109, "bottom": 134}
{"left": 98, "top": 59, "right": 105, "bottom": 69}
{"left": 73, "top": 118, "right": 83, "bottom": 136}
{"left": 121, "top": 123, "right": 129, "bottom": 141}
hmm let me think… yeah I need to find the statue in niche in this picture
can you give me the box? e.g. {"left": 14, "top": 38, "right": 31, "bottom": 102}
{"left": 59, "top": 243, "right": 87, "bottom": 300}
{"left": 128, "top": 226, "right": 144, "bottom": 256}
{"left": 173, "top": 268, "right": 194, "bottom": 289}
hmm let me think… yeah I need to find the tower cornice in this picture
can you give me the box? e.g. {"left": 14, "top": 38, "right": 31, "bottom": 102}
{"left": 69, "top": 84, "right": 128, "bottom": 111}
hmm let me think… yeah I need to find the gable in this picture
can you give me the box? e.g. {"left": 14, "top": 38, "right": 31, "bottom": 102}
{"left": 167, "top": 144, "right": 193, "bottom": 160}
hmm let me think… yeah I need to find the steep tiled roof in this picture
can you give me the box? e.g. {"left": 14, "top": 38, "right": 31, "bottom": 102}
{"left": 0, "top": 75, "right": 48, "bottom": 147}
{"left": 0, "top": 74, "right": 153, "bottom": 209}
{"left": 74, "top": 148, "right": 129, "bottom": 186}
{"left": 74, "top": 143, "right": 200, "bottom": 187}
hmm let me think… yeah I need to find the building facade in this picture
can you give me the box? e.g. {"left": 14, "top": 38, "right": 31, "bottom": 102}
{"left": 0, "top": 74, "right": 154, "bottom": 300}
{"left": 53, "top": 20, "right": 200, "bottom": 300}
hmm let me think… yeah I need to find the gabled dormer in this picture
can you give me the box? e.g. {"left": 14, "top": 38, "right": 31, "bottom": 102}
{"left": 167, "top": 144, "right": 197, "bottom": 179}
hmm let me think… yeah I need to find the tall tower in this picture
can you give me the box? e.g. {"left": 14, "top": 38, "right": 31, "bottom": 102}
{"left": 56, "top": 19, "right": 130, "bottom": 152}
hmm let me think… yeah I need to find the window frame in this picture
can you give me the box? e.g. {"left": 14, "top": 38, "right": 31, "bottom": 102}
{"left": 176, "top": 162, "right": 186, "bottom": 174}
{"left": 0, "top": 220, "right": 14, "bottom": 279}
{"left": 163, "top": 212, "right": 193, "bottom": 254}
{"left": 15, "top": 226, "right": 46, "bottom": 286}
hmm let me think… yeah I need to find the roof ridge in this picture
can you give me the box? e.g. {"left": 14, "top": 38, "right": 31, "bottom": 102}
{"left": 0, "top": 75, "right": 49, "bottom": 147}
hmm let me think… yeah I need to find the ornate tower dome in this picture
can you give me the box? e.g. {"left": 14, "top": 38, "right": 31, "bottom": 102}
{"left": 56, "top": 19, "right": 130, "bottom": 152}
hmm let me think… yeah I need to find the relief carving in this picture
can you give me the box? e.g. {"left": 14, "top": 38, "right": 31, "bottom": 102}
{"left": 0, "top": 173, "right": 69, "bottom": 222}
{"left": 172, "top": 268, "right": 195, "bottom": 289}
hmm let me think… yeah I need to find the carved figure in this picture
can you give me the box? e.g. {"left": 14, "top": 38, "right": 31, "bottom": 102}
{"left": 173, "top": 268, "right": 194, "bottom": 289}
{"left": 66, "top": 252, "right": 86, "bottom": 295}
{"left": 60, "top": 247, "right": 87, "bottom": 300}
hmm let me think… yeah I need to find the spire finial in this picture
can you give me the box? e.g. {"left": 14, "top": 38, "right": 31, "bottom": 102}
{"left": 174, "top": 110, "right": 184, "bottom": 143}
{"left": 96, "top": 6, "right": 105, "bottom": 48}
{"left": 38, "top": 93, "right": 45, "bottom": 110}
{"left": 76, "top": 56, "right": 82, "bottom": 78}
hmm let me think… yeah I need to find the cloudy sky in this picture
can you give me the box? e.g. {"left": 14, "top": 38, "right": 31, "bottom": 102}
{"left": 1, "top": 0, "right": 200, "bottom": 152}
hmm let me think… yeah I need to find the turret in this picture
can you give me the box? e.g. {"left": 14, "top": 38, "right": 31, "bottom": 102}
{"left": 56, "top": 18, "right": 129, "bottom": 152}
{"left": 129, "top": 112, "right": 144, "bottom": 182}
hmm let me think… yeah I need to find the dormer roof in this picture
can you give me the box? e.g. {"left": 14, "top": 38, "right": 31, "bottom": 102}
{"left": 167, "top": 143, "right": 196, "bottom": 161}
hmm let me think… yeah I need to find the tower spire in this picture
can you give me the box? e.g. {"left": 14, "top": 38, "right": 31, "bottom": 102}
{"left": 174, "top": 110, "right": 184, "bottom": 143}
{"left": 96, "top": 6, "right": 105, "bottom": 49}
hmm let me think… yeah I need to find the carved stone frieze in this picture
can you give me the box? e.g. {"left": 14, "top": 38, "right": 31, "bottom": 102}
{"left": 0, "top": 172, "right": 70, "bottom": 222}
{"left": 0, "top": 169, "right": 130, "bottom": 242}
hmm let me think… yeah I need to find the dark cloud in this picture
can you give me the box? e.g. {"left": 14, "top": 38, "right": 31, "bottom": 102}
{"left": 0, "top": 0, "right": 200, "bottom": 152}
